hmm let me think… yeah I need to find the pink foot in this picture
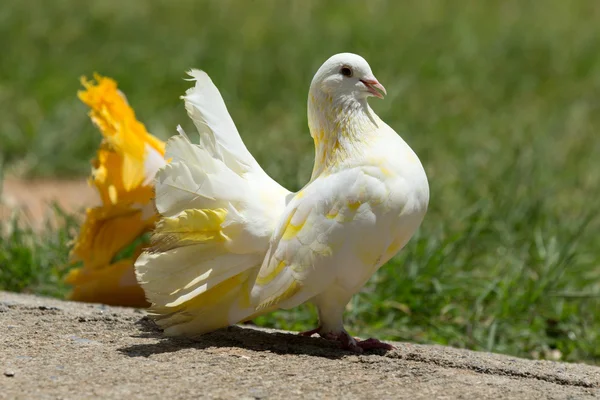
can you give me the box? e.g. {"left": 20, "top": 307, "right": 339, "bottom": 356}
{"left": 355, "top": 337, "right": 395, "bottom": 351}
{"left": 299, "top": 327, "right": 394, "bottom": 353}
{"left": 299, "top": 326, "right": 322, "bottom": 337}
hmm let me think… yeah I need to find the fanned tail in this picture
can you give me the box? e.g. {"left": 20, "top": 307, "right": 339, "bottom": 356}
{"left": 135, "top": 71, "right": 290, "bottom": 336}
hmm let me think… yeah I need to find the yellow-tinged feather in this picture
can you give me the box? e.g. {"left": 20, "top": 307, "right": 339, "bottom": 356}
{"left": 166, "top": 273, "right": 244, "bottom": 309}
{"left": 277, "top": 208, "right": 304, "bottom": 242}
{"left": 257, "top": 280, "right": 302, "bottom": 311}
{"left": 326, "top": 209, "right": 339, "bottom": 219}
{"left": 347, "top": 199, "right": 361, "bottom": 211}
{"left": 379, "top": 165, "right": 392, "bottom": 177}
{"left": 384, "top": 236, "right": 406, "bottom": 260}
{"left": 356, "top": 244, "right": 382, "bottom": 268}
{"left": 255, "top": 260, "right": 287, "bottom": 286}
{"left": 281, "top": 220, "right": 306, "bottom": 241}
{"left": 151, "top": 270, "right": 258, "bottom": 336}
{"left": 151, "top": 208, "right": 228, "bottom": 252}
{"left": 155, "top": 208, "right": 227, "bottom": 241}
{"left": 153, "top": 273, "right": 243, "bottom": 315}
{"left": 241, "top": 306, "right": 278, "bottom": 324}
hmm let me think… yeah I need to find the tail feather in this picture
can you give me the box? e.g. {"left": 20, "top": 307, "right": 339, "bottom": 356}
{"left": 183, "top": 69, "right": 256, "bottom": 174}
{"left": 134, "top": 70, "right": 290, "bottom": 336}
{"left": 136, "top": 245, "right": 261, "bottom": 308}
{"left": 152, "top": 269, "right": 257, "bottom": 336}
{"left": 154, "top": 134, "right": 248, "bottom": 217}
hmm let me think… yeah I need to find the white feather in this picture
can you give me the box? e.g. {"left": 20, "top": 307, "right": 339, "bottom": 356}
{"left": 183, "top": 69, "right": 257, "bottom": 174}
{"left": 136, "top": 246, "right": 261, "bottom": 307}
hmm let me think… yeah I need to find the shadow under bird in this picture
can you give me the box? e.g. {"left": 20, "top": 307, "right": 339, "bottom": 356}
{"left": 135, "top": 53, "right": 429, "bottom": 352}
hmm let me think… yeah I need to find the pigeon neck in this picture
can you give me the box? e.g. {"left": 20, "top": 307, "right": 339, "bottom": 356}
{"left": 307, "top": 89, "right": 379, "bottom": 179}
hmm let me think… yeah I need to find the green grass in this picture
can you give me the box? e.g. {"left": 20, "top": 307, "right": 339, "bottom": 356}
{"left": 0, "top": 208, "right": 79, "bottom": 298}
{"left": 1, "top": 0, "right": 599, "bottom": 363}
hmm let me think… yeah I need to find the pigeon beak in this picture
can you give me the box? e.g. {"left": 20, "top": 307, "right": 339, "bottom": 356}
{"left": 360, "top": 78, "right": 387, "bottom": 99}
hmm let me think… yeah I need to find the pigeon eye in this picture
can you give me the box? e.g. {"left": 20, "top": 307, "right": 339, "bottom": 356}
{"left": 340, "top": 66, "right": 353, "bottom": 77}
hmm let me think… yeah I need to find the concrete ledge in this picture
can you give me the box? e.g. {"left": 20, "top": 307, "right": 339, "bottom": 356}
{"left": 1, "top": 291, "right": 598, "bottom": 399}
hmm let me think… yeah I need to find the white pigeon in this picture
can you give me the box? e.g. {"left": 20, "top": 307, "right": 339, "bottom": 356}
{"left": 135, "top": 53, "right": 429, "bottom": 352}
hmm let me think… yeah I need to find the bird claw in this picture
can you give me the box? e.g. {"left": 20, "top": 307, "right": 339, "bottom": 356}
{"left": 355, "top": 337, "right": 395, "bottom": 351}
{"left": 339, "top": 334, "right": 395, "bottom": 353}
{"left": 298, "top": 327, "right": 394, "bottom": 353}
{"left": 299, "top": 326, "right": 322, "bottom": 337}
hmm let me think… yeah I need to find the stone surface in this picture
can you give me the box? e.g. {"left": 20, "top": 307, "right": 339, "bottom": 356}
{"left": 1, "top": 291, "right": 598, "bottom": 399}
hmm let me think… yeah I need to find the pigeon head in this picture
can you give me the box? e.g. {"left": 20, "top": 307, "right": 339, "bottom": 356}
{"left": 310, "top": 53, "right": 386, "bottom": 100}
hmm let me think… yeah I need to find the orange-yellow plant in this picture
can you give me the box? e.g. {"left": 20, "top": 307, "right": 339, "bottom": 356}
{"left": 65, "top": 75, "right": 165, "bottom": 307}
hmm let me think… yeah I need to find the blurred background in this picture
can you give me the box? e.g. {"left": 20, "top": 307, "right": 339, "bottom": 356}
{"left": 0, "top": 0, "right": 599, "bottom": 363}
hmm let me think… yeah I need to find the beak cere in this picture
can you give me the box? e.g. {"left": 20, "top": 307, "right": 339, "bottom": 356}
{"left": 360, "top": 78, "right": 387, "bottom": 99}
